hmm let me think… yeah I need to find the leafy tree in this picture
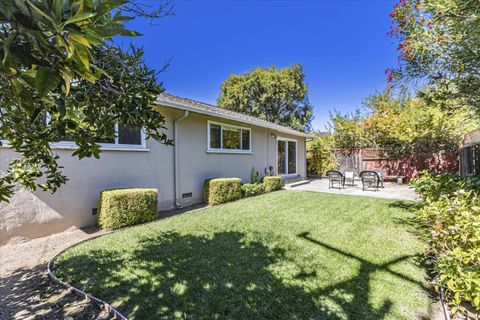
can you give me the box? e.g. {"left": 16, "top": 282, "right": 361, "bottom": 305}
{"left": 329, "top": 88, "right": 479, "bottom": 154}
{"left": 328, "top": 109, "right": 374, "bottom": 150}
{"left": 0, "top": 0, "right": 173, "bottom": 201}
{"left": 306, "top": 134, "right": 337, "bottom": 177}
{"left": 217, "top": 64, "right": 313, "bottom": 132}
{"left": 388, "top": 0, "right": 480, "bottom": 112}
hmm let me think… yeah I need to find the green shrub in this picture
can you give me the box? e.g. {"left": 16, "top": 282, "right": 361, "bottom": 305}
{"left": 410, "top": 171, "right": 480, "bottom": 202}
{"left": 204, "top": 178, "right": 242, "bottom": 205}
{"left": 241, "top": 183, "right": 265, "bottom": 198}
{"left": 307, "top": 135, "right": 337, "bottom": 176}
{"left": 98, "top": 188, "right": 158, "bottom": 229}
{"left": 263, "top": 176, "right": 282, "bottom": 192}
{"left": 411, "top": 172, "right": 480, "bottom": 313}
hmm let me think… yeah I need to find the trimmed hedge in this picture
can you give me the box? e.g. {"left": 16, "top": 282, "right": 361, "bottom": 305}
{"left": 98, "top": 188, "right": 158, "bottom": 229}
{"left": 263, "top": 176, "right": 282, "bottom": 192}
{"left": 241, "top": 183, "right": 265, "bottom": 198}
{"left": 204, "top": 178, "right": 242, "bottom": 205}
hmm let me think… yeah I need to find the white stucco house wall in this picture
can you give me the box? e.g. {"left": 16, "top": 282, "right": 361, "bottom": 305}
{"left": 0, "top": 93, "right": 313, "bottom": 244}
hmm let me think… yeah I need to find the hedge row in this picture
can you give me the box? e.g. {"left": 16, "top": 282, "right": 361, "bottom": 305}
{"left": 97, "top": 176, "right": 284, "bottom": 229}
{"left": 204, "top": 176, "right": 282, "bottom": 205}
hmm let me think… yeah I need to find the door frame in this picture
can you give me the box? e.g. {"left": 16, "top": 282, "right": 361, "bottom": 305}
{"left": 276, "top": 137, "right": 298, "bottom": 176}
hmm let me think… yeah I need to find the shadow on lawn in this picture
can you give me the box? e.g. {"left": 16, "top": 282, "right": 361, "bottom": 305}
{"left": 54, "top": 230, "right": 429, "bottom": 320}
{"left": 297, "top": 231, "right": 429, "bottom": 320}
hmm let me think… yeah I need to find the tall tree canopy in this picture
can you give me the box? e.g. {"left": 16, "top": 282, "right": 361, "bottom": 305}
{"left": 0, "top": 0, "right": 173, "bottom": 201}
{"left": 217, "top": 64, "right": 313, "bottom": 132}
{"left": 388, "top": 0, "right": 480, "bottom": 112}
{"left": 330, "top": 88, "right": 479, "bottom": 154}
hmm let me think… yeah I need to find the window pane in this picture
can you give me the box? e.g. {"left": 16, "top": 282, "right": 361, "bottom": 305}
{"left": 288, "top": 141, "right": 296, "bottom": 174}
{"left": 209, "top": 124, "right": 221, "bottom": 149}
{"left": 222, "top": 126, "right": 241, "bottom": 149}
{"left": 94, "top": 134, "right": 115, "bottom": 144}
{"left": 278, "top": 140, "right": 286, "bottom": 175}
{"left": 242, "top": 129, "right": 250, "bottom": 150}
{"left": 118, "top": 125, "right": 141, "bottom": 145}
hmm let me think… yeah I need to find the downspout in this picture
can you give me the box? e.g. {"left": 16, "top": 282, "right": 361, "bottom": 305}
{"left": 173, "top": 110, "right": 189, "bottom": 208}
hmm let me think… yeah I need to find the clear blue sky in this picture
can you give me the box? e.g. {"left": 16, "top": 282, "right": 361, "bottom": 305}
{"left": 119, "top": 0, "right": 398, "bottom": 131}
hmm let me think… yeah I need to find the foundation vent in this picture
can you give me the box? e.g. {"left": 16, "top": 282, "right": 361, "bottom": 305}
{"left": 182, "top": 192, "right": 192, "bottom": 199}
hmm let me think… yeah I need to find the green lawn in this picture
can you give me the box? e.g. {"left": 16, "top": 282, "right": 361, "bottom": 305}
{"left": 53, "top": 191, "right": 432, "bottom": 319}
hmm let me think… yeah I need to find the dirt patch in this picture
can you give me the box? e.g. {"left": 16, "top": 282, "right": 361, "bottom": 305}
{"left": 0, "top": 227, "right": 107, "bottom": 319}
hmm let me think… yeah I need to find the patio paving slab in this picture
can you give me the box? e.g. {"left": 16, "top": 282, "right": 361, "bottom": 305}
{"left": 287, "top": 178, "right": 419, "bottom": 201}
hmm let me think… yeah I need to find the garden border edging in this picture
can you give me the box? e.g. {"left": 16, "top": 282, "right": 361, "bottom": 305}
{"left": 47, "top": 231, "right": 129, "bottom": 320}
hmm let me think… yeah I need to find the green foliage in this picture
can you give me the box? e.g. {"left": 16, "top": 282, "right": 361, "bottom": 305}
{"left": 98, "top": 188, "right": 158, "bottom": 229}
{"left": 329, "top": 88, "right": 479, "bottom": 154}
{"left": 263, "top": 176, "right": 282, "bottom": 193}
{"left": 307, "top": 135, "right": 337, "bottom": 176}
{"left": 0, "top": 0, "right": 173, "bottom": 201}
{"left": 389, "top": 0, "right": 480, "bottom": 114}
{"left": 241, "top": 183, "right": 265, "bottom": 198}
{"left": 251, "top": 168, "right": 260, "bottom": 184}
{"left": 411, "top": 172, "right": 480, "bottom": 312}
{"left": 217, "top": 64, "right": 313, "bottom": 132}
{"left": 203, "top": 178, "right": 242, "bottom": 205}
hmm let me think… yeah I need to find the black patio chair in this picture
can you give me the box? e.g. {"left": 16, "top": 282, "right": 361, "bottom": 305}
{"left": 359, "top": 171, "right": 380, "bottom": 191}
{"left": 326, "top": 170, "right": 344, "bottom": 189}
{"left": 373, "top": 169, "right": 385, "bottom": 188}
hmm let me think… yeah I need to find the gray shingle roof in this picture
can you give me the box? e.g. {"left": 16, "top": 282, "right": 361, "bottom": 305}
{"left": 156, "top": 93, "right": 314, "bottom": 138}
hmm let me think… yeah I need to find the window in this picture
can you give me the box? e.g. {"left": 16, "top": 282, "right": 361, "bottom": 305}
{"left": 278, "top": 140, "right": 286, "bottom": 175}
{"left": 277, "top": 138, "right": 296, "bottom": 175}
{"left": 52, "top": 124, "right": 145, "bottom": 150}
{"left": 208, "top": 121, "right": 251, "bottom": 152}
{"left": 1, "top": 112, "right": 146, "bottom": 150}
{"left": 118, "top": 125, "right": 142, "bottom": 145}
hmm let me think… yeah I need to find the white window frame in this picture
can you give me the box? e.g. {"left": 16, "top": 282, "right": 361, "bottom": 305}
{"left": 207, "top": 120, "right": 252, "bottom": 154}
{"left": 51, "top": 124, "right": 147, "bottom": 150}
{"left": 276, "top": 137, "right": 297, "bottom": 175}
{"left": 0, "top": 113, "right": 148, "bottom": 151}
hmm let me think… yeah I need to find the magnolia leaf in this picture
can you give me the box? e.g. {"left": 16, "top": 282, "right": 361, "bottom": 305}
{"left": 62, "top": 13, "right": 96, "bottom": 27}
{"left": 25, "top": 0, "right": 56, "bottom": 27}
{"left": 74, "top": 44, "right": 90, "bottom": 71}
{"left": 69, "top": 33, "right": 91, "bottom": 48}
{"left": 34, "top": 67, "right": 60, "bottom": 97}
{"left": 52, "top": 0, "right": 64, "bottom": 17}
{"left": 73, "top": 67, "right": 97, "bottom": 83}
{"left": 60, "top": 69, "right": 73, "bottom": 95}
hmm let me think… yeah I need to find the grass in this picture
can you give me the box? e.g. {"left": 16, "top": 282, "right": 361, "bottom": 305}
{"left": 53, "top": 191, "right": 432, "bottom": 319}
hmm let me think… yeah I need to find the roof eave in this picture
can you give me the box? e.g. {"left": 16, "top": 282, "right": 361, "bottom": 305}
{"left": 155, "top": 99, "right": 315, "bottom": 139}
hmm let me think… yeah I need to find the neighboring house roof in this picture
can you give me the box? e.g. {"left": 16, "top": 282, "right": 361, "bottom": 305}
{"left": 460, "top": 128, "right": 480, "bottom": 148}
{"left": 156, "top": 93, "right": 315, "bottom": 139}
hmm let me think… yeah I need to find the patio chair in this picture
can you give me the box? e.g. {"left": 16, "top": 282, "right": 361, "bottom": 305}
{"left": 359, "top": 171, "right": 380, "bottom": 191}
{"left": 373, "top": 169, "right": 385, "bottom": 188}
{"left": 326, "top": 170, "right": 344, "bottom": 189}
{"left": 344, "top": 170, "right": 356, "bottom": 187}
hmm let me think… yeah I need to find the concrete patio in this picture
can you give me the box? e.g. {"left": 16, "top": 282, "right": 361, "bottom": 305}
{"left": 287, "top": 178, "right": 419, "bottom": 201}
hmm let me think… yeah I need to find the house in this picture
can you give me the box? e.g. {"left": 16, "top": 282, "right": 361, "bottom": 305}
{"left": 0, "top": 93, "right": 313, "bottom": 244}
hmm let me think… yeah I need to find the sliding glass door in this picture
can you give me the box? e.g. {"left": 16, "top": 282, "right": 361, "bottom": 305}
{"left": 277, "top": 139, "right": 296, "bottom": 175}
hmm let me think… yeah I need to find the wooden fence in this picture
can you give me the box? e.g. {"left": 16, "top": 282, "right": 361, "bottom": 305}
{"left": 333, "top": 148, "right": 458, "bottom": 181}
